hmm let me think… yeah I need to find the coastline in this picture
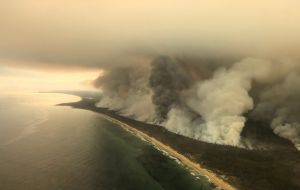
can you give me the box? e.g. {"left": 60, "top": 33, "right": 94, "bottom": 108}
{"left": 95, "top": 111, "right": 236, "bottom": 190}
{"left": 58, "top": 95, "right": 300, "bottom": 190}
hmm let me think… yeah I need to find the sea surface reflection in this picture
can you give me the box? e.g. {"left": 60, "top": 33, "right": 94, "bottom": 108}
{"left": 0, "top": 92, "right": 215, "bottom": 190}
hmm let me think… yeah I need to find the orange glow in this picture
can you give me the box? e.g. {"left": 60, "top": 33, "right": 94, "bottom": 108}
{"left": 0, "top": 65, "right": 102, "bottom": 92}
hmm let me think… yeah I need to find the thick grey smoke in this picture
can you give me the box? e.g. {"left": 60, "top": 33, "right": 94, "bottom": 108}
{"left": 166, "top": 58, "right": 273, "bottom": 145}
{"left": 252, "top": 73, "right": 300, "bottom": 150}
{"left": 149, "top": 56, "right": 190, "bottom": 121}
{"left": 94, "top": 56, "right": 300, "bottom": 149}
{"left": 94, "top": 65, "right": 156, "bottom": 122}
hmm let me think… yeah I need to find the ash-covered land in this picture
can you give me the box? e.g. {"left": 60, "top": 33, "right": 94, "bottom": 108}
{"left": 59, "top": 93, "right": 300, "bottom": 190}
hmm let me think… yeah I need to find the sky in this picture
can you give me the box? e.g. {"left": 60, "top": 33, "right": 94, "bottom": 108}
{"left": 0, "top": 63, "right": 100, "bottom": 92}
{"left": 1, "top": 0, "right": 300, "bottom": 91}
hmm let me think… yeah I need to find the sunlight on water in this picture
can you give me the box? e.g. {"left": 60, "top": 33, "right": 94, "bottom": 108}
{"left": 0, "top": 92, "right": 215, "bottom": 190}
{"left": 0, "top": 92, "right": 80, "bottom": 146}
{"left": 0, "top": 91, "right": 80, "bottom": 107}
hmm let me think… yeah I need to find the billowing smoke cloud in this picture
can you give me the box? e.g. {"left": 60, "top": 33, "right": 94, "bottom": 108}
{"left": 94, "top": 56, "right": 300, "bottom": 149}
{"left": 252, "top": 72, "right": 300, "bottom": 149}
{"left": 94, "top": 65, "right": 156, "bottom": 122}
{"left": 149, "top": 56, "right": 190, "bottom": 121}
{"left": 166, "top": 58, "right": 273, "bottom": 145}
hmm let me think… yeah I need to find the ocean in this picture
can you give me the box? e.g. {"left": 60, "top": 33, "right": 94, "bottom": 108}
{"left": 0, "top": 92, "right": 215, "bottom": 190}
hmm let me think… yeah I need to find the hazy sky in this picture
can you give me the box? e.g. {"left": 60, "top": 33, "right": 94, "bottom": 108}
{"left": 0, "top": 64, "right": 100, "bottom": 92}
{"left": 1, "top": 0, "right": 300, "bottom": 91}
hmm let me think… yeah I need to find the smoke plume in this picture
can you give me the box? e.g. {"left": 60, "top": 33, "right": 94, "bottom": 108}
{"left": 166, "top": 58, "right": 272, "bottom": 145}
{"left": 252, "top": 72, "right": 300, "bottom": 149}
{"left": 93, "top": 56, "right": 300, "bottom": 149}
{"left": 149, "top": 56, "right": 190, "bottom": 122}
{"left": 94, "top": 65, "right": 156, "bottom": 122}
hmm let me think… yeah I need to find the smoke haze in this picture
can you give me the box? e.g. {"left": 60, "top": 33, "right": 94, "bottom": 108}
{"left": 2, "top": 0, "right": 300, "bottom": 68}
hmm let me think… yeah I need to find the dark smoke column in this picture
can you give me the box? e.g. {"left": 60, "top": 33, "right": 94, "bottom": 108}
{"left": 149, "top": 56, "right": 189, "bottom": 122}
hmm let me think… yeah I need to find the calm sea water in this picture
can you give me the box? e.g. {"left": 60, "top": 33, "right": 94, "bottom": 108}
{"left": 0, "top": 92, "right": 215, "bottom": 190}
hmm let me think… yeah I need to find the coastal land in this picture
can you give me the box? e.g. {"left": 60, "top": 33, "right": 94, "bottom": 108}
{"left": 59, "top": 95, "right": 300, "bottom": 190}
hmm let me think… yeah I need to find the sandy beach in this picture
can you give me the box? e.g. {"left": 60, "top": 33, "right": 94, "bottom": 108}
{"left": 96, "top": 112, "right": 236, "bottom": 190}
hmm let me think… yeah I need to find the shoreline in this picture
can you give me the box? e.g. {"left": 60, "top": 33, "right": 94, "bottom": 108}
{"left": 58, "top": 95, "right": 300, "bottom": 190}
{"left": 95, "top": 111, "right": 236, "bottom": 190}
